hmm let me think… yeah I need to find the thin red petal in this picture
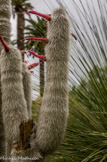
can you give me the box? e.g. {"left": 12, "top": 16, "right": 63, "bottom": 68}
{"left": 28, "top": 63, "right": 40, "bottom": 70}
{"left": 28, "top": 50, "right": 46, "bottom": 61}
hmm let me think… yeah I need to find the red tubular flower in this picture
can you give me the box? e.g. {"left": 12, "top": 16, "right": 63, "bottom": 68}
{"left": 28, "top": 63, "right": 40, "bottom": 70}
{"left": 0, "top": 35, "right": 10, "bottom": 52}
{"left": 28, "top": 50, "right": 46, "bottom": 61}
{"left": 25, "top": 10, "right": 51, "bottom": 21}
{"left": 21, "top": 37, "right": 48, "bottom": 44}
{"left": 25, "top": 11, "right": 77, "bottom": 40}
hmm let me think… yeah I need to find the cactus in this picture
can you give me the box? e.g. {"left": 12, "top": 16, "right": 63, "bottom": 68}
{"left": 0, "top": 39, "right": 29, "bottom": 159}
{"left": 30, "top": 8, "right": 70, "bottom": 155}
{"left": 0, "top": 0, "right": 70, "bottom": 161}
{"left": 0, "top": 0, "right": 11, "bottom": 48}
{"left": 9, "top": 7, "right": 70, "bottom": 162}
{"left": 0, "top": 66, "right": 5, "bottom": 161}
{"left": 22, "top": 63, "right": 32, "bottom": 119}
{"left": 0, "top": 1, "right": 33, "bottom": 160}
{"left": 0, "top": 0, "right": 11, "bottom": 159}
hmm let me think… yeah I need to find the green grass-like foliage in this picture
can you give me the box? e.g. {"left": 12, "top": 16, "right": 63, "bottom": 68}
{"left": 59, "top": 67, "right": 107, "bottom": 162}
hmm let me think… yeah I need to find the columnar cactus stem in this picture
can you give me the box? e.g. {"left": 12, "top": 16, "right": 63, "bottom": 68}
{"left": 0, "top": 43, "right": 29, "bottom": 159}
{"left": 0, "top": 67, "right": 5, "bottom": 161}
{"left": 0, "top": 0, "right": 11, "bottom": 159}
{"left": 31, "top": 8, "right": 70, "bottom": 155}
{"left": 0, "top": 1, "right": 33, "bottom": 161}
{"left": 22, "top": 63, "right": 32, "bottom": 119}
{"left": 0, "top": 0, "right": 11, "bottom": 50}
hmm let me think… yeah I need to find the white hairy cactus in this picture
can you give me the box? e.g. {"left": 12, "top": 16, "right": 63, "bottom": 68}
{"left": 0, "top": 0, "right": 11, "bottom": 159}
{"left": 0, "top": 44, "right": 29, "bottom": 158}
{"left": 31, "top": 8, "right": 70, "bottom": 155}
{"left": 0, "top": 66, "right": 5, "bottom": 160}
{"left": 0, "top": 0, "right": 11, "bottom": 46}
{"left": 0, "top": 1, "right": 70, "bottom": 161}
{"left": 22, "top": 63, "right": 32, "bottom": 119}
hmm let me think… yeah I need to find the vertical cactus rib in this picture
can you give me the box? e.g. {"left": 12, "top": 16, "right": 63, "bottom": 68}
{"left": 31, "top": 8, "right": 70, "bottom": 155}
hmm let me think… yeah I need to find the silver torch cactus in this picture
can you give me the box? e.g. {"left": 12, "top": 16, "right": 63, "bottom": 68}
{"left": 0, "top": 0, "right": 71, "bottom": 161}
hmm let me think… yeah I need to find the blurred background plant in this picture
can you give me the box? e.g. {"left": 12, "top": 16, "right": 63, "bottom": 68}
{"left": 12, "top": 0, "right": 33, "bottom": 60}
{"left": 11, "top": 0, "right": 107, "bottom": 161}
{"left": 25, "top": 16, "right": 47, "bottom": 96}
